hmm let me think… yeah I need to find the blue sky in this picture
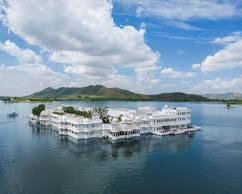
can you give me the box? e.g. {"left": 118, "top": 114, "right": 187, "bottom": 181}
{"left": 0, "top": 0, "right": 242, "bottom": 96}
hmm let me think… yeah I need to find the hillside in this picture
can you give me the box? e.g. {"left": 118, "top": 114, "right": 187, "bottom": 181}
{"left": 149, "top": 92, "right": 207, "bottom": 101}
{"left": 29, "top": 85, "right": 146, "bottom": 99}
{"left": 27, "top": 85, "right": 208, "bottom": 101}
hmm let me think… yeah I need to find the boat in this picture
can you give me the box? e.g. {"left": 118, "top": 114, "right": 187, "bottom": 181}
{"left": 7, "top": 112, "right": 18, "bottom": 118}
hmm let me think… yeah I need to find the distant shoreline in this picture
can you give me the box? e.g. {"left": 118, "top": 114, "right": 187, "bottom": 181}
{"left": 1, "top": 96, "right": 242, "bottom": 104}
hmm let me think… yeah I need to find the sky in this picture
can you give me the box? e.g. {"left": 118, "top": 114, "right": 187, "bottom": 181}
{"left": 0, "top": 0, "right": 242, "bottom": 96}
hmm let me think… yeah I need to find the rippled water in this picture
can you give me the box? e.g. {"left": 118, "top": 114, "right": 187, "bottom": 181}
{"left": 0, "top": 101, "right": 242, "bottom": 194}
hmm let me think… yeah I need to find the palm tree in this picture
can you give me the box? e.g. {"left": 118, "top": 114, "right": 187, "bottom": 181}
{"left": 93, "top": 106, "right": 110, "bottom": 123}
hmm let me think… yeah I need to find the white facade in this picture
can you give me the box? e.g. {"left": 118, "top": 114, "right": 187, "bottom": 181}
{"left": 29, "top": 105, "right": 199, "bottom": 140}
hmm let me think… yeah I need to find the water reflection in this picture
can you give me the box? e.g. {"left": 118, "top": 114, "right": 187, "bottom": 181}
{"left": 31, "top": 124, "right": 193, "bottom": 161}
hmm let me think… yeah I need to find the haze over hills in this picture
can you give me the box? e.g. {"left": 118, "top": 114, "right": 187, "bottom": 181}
{"left": 203, "top": 93, "right": 242, "bottom": 100}
{"left": 28, "top": 85, "right": 208, "bottom": 101}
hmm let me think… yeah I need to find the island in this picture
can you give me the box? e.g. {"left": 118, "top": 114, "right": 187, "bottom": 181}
{"left": 29, "top": 104, "right": 201, "bottom": 140}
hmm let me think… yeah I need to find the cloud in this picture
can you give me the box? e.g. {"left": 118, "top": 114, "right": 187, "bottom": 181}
{"left": 0, "top": 39, "right": 68, "bottom": 96}
{"left": 160, "top": 68, "right": 195, "bottom": 78}
{"left": 1, "top": 0, "right": 241, "bottom": 95}
{"left": 118, "top": 0, "right": 238, "bottom": 20}
{"left": 0, "top": 63, "right": 67, "bottom": 96}
{"left": 193, "top": 76, "right": 242, "bottom": 93}
{"left": 164, "top": 20, "right": 202, "bottom": 31}
{"left": 196, "top": 35, "right": 242, "bottom": 71}
{"left": 212, "top": 34, "right": 242, "bottom": 45}
{"left": 192, "top": 63, "right": 201, "bottom": 70}
{"left": 0, "top": 37, "right": 158, "bottom": 95}
{"left": 2, "top": 0, "right": 160, "bottom": 83}
{"left": 64, "top": 64, "right": 117, "bottom": 78}
{"left": 0, "top": 1, "right": 4, "bottom": 20}
{"left": 0, "top": 40, "right": 41, "bottom": 63}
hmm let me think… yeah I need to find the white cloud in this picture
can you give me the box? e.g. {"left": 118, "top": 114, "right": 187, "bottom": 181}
{"left": 160, "top": 68, "right": 195, "bottom": 79}
{"left": 197, "top": 36, "right": 242, "bottom": 71}
{"left": 0, "top": 39, "right": 67, "bottom": 96}
{"left": 0, "top": 1, "right": 4, "bottom": 20}
{"left": 0, "top": 63, "right": 67, "bottom": 96}
{"left": 212, "top": 34, "right": 242, "bottom": 45}
{"left": 165, "top": 20, "right": 202, "bottom": 31}
{"left": 118, "top": 0, "right": 238, "bottom": 20}
{"left": 193, "top": 76, "right": 242, "bottom": 93}
{"left": 1, "top": 0, "right": 241, "bottom": 95}
{"left": 64, "top": 64, "right": 117, "bottom": 78}
{"left": 2, "top": 0, "right": 159, "bottom": 83}
{"left": 192, "top": 63, "right": 201, "bottom": 70}
{"left": 0, "top": 40, "right": 41, "bottom": 63}
{"left": 0, "top": 37, "right": 158, "bottom": 95}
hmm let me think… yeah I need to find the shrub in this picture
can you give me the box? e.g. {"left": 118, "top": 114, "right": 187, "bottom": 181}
{"left": 62, "top": 106, "right": 92, "bottom": 118}
{"left": 53, "top": 112, "right": 65, "bottom": 115}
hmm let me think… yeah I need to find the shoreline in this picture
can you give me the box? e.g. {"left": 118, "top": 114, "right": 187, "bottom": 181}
{"left": 1, "top": 97, "right": 242, "bottom": 105}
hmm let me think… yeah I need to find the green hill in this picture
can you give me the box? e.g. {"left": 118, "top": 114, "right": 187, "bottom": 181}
{"left": 149, "top": 92, "right": 208, "bottom": 101}
{"left": 27, "top": 85, "right": 208, "bottom": 101}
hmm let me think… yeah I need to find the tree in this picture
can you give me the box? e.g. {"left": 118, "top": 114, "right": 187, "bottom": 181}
{"left": 118, "top": 114, "right": 123, "bottom": 122}
{"left": 93, "top": 106, "right": 108, "bottom": 117}
{"left": 93, "top": 106, "right": 110, "bottom": 123}
{"left": 62, "top": 106, "right": 75, "bottom": 113}
{"left": 32, "top": 104, "right": 45, "bottom": 116}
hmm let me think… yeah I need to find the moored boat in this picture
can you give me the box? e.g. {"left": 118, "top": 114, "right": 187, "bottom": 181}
{"left": 7, "top": 112, "right": 18, "bottom": 118}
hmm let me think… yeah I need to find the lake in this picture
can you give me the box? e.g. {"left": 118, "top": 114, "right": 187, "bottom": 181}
{"left": 0, "top": 101, "right": 242, "bottom": 194}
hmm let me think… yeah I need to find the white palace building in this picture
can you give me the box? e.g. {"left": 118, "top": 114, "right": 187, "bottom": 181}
{"left": 29, "top": 105, "right": 201, "bottom": 140}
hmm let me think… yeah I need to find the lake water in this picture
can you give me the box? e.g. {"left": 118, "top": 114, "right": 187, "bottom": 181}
{"left": 0, "top": 101, "right": 242, "bottom": 194}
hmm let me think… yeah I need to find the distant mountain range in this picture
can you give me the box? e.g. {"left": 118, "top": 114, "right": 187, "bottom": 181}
{"left": 28, "top": 85, "right": 208, "bottom": 101}
{"left": 203, "top": 93, "right": 242, "bottom": 100}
